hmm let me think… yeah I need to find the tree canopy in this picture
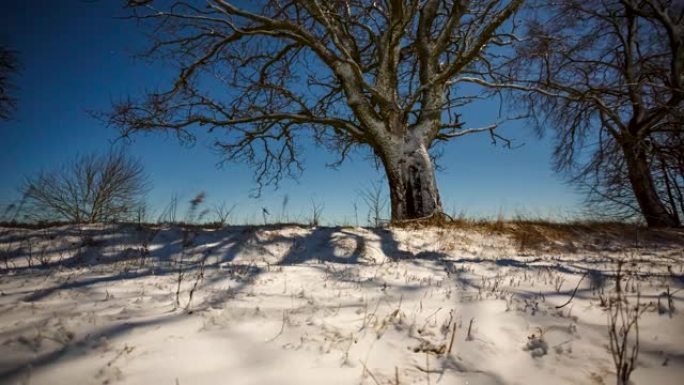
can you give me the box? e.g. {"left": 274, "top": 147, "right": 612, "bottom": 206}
{"left": 110, "top": 0, "right": 524, "bottom": 221}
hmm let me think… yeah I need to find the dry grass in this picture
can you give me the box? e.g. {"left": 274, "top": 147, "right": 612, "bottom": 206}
{"left": 3, "top": 216, "right": 682, "bottom": 254}
{"left": 391, "top": 214, "right": 684, "bottom": 252}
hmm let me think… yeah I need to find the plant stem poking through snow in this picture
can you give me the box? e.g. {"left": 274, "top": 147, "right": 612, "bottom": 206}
{"left": 466, "top": 318, "right": 474, "bottom": 341}
{"left": 360, "top": 360, "right": 382, "bottom": 385}
{"left": 607, "top": 260, "right": 651, "bottom": 385}
{"left": 267, "top": 310, "right": 288, "bottom": 342}
{"left": 447, "top": 321, "right": 457, "bottom": 354}
{"left": 556, "top": 272, "right": 588, "bottom": 309}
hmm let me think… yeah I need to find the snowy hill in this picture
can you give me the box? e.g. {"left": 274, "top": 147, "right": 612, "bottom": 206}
{"left": 0, "top": 224, "right": 682, "bottom": 385}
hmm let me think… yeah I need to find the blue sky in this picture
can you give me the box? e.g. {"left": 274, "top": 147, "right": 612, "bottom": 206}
{"left": 0, "top": 0, "right": 583, "bottom": 224}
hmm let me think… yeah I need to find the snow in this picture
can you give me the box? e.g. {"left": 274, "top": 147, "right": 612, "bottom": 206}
{"left": 0, "top": 224, "right": 682, "bottom": 385}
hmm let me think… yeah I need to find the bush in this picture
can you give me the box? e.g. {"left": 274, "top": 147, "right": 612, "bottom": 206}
{"left": 21, "top": 150, "right": 150, "bottom": 223}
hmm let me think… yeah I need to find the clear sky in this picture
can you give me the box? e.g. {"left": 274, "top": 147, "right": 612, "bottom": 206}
{"left": 0, "top": 0, "right": 583, "bottom": 225}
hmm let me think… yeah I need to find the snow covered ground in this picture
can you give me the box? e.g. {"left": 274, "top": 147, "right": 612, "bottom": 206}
{"left": 0, "top": 224, "right": 682, "bottom": 385}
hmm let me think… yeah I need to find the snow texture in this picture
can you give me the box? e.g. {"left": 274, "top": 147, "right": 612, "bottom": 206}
{"left": 0, "top": 224, "right": 682, "bottom": 385}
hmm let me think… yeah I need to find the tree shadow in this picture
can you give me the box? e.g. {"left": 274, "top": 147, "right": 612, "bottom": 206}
{"left": 1, "top": 225, "right": 413, "bottom": 383}
{"left": 278, "top": 227, "right": 367, "bottom": 265}
{"left": 0, "top": 224, "right": 682, "bottom": 385}
{"left": 0, "top": 310, "right": 185, "bottom": 380}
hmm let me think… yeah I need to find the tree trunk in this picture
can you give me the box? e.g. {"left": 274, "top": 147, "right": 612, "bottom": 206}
{"left": 381, "top": 135, "right": 442, "bottom": 221}
{"left": 623, "top": 142, "right": 680, "bottom": 227}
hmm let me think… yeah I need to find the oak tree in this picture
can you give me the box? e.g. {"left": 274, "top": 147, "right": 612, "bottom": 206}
{"left": 110, "top": 0, "right": 524, "bottom": 221}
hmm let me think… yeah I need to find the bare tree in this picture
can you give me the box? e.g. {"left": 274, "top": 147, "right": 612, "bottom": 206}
{"left": 213, "top": 201, "right": 236, "bottom": 226}
{"left": 22, "top": 150, "right": 150, "bottom": 223}
{"left": 359, "top": 181, "right": 389, "bottom": 227}
{"left": 499, "top": 0, "right": 683, "bottom": 227}
{"left": 108, "top": 0, "right": 524, "bottom": 221}
{"left": 651, "top": 128, "right": 684, "bottom": 222}
{"left": 309, "top": 198, "right": 324, "bottom": 227}
{"left": 0, "top": 44, "right": 19, "bottom": 121}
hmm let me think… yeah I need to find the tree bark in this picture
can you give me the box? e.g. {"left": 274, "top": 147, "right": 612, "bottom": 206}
{"left": 623, "top": 141, "right": 680, "bottom": 227}
{"left": 381, "top": 134, "right": 442, "bottom": 221}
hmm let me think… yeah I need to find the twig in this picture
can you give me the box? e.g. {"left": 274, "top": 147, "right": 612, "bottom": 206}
{"left": 266, "top": 310, "right": 287, "bottom": 342}
{"left": 466, "top": 318, "right": 474, "bottom": 341}
{"left": 175, "top": 257, "right": 184, "bottom": 308}
{"left": 447, "top": 322, "right": 457, "bottom": 354}
{"left": 359, "top": 360, "right": 382, "bottom": 385}
{"left": 184, "top": 255, "right": 207, "bottom": 312}
{"left": 556, "top": 272, "right": 588, "bottom": 309}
